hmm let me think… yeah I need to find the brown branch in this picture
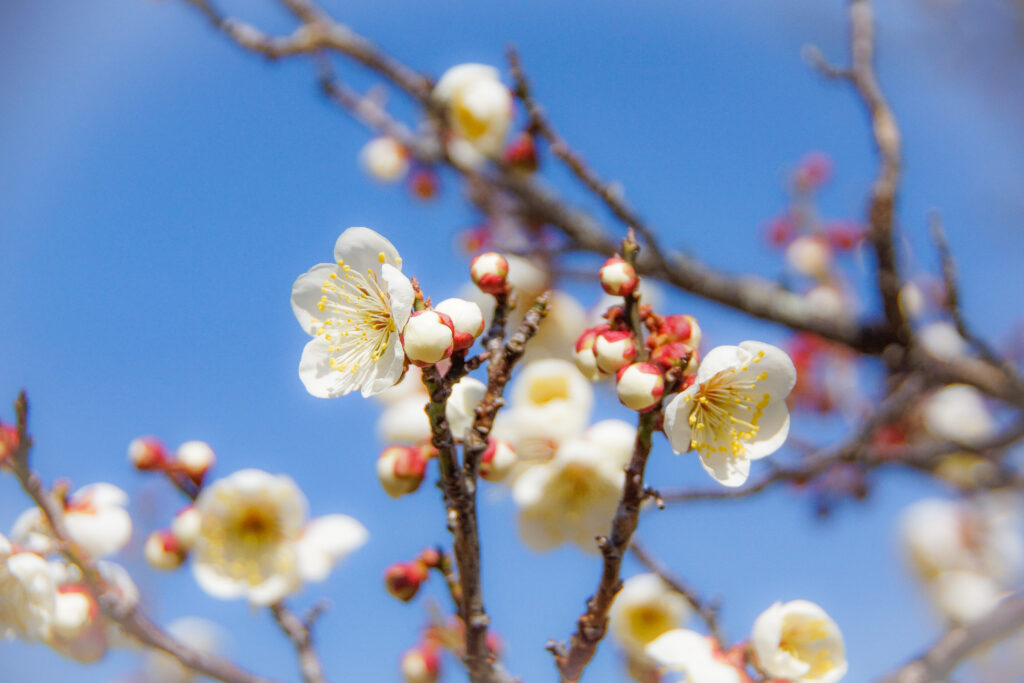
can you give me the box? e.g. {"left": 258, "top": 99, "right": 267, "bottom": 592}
{"left": 628, "top": 538, "right": 725, "bottom": 645}
{"left": 5, "top": 392, "right": 281, "bottom": 683}
{"left": 876, "top": 592, "right": 1024, "bottom": 683}
{"left": 270, "top": 602, "right": 327, "bottom": 683}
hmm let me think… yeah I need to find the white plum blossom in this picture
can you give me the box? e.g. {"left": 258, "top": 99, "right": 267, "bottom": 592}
{"left": 492, "top": 359, "right": 593, "bottom": 463}
{"left": 0, "top": 535, "right": 56, "bottom": 642}
{"left": 377, "top": 395, "right": 432, "bottom": 444}
{"left": 512, "top": 435, "right": 625, "bottom": 552}
{"left": 291, "top": 227, "right": 414, "bottom": 398}
{"left": 664, "top": 341, "right": 796, "bottom": 487}
{"left": 360, "top": 136, "right": 409, "bottom": 182}
{"left": 434, "top": 63, "right": 512, "bottom": 161}
{"left": 12, "top": 483, "right": 133, "bottom": 558}
{"left": 751, "top": 600, "right": 847, "bottom": 683}
{"left": 920, "top": 384, "right": 996, "bottom": 447}
{"left": 646, "top": 629, "right": 746, "bottom": 683}
{"left": 192, "top": 469, "right": 367, "bottom": 605}
{"left": 609, "top": 573, "right": 690, "bottom": 655}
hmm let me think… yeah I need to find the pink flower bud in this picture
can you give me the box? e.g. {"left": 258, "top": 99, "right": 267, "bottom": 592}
{"left": 144, "top": 530, "right": 187, "bottom": 571}
{"left": 573, "top": 325, "right": 607, "bottom": 380}
{"left": 171, "top": 505, "right": 201, "bottom": 549}
{"left": 176, "top": 440, "right": 216, "bottom": 481}
{"left": 408, "top": 167, "right": 439, "bottom": 200}
{"left": 660, "top": 314, "right": 701, "bottom": 348}
{"left": 384, "top": 561, "right": 429, "bottom": 602}
{"left": 400, "top": 644, "right": 441, "bottom": 683}
{"left": 616, "top": 362, "right": 665, "bottom": 412}
{"left": 479, "top": 439, "right": 516, "bottom": 482}
{"left": 127, "top": 436, "right": 167, "bottom": 471}
{"left": 402, "top": 310, "right": 456, "bottom": 366}
{"left": 377, "top": 446, "right": 428, "bottom": 498}
{"left": 502, "top": 132, "right": 539, "bottom": 173}
{"left": 470, "top": 252, "right": 510, "bottom": 295}
{"left": 652, "top": 342, "right": 698, "bottom": 375}
{"left": 594, "top": 330, "right": 637, "bottom": 375}
{"left": 435, "top": 298, "right": 485, "bottom": 351}
{"left": 599, "top": 256, "right": 639, "bottom": 297}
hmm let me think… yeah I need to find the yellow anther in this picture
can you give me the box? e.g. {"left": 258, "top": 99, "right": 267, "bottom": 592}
{"left": 378, "top": 251, "right": 386, "bottom": 263}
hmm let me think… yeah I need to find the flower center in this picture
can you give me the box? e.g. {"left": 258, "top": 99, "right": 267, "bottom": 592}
{"left": 628, "top": 605, "right": 674, "bottom": 645}
{"left": 779, "top": 615, "right": 835, "bottom": 679}
{"left": 527, "top": 376, "right": 570, "bottom": 405}
{"left": 684, "top": 360, "right": 771, "bottom": 458}
{"left": 313, "top": 256, "right": 398, "bottom": 376}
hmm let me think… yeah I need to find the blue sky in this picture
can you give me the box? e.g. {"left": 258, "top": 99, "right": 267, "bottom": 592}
{"left": 2, "top": 0, "right": 1023, "bottom": 681}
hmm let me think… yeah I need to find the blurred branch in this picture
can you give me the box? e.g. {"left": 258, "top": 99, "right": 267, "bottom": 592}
{"left": 4, "top": 392, "right": 281, "bottom": 683}
{"left": 877, "top": 592, "right": 1024, "bottom": 683}
{"left": 629, "top": 538, "right": 725, "bottom": 645}
{"left": 270, "top": 602, "right": 327, "bottom": 683}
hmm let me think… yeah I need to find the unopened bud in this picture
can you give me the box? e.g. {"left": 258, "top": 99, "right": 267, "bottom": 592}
{"left": 660, "top": 314, "right": 701, "bottom": 348}
{"left": 479, "top": 439, "right": 517, "bottom": 482}
{"left": 469, "top": 252, "right": 509, "bottom": 295}
{"left": 384, "top": 561, "right": 429, "bottom": 602}
{"left": 599, "top": 257, "right": 639, "bottom": 297}
{"left": 144, "top": 530, "right": 187, "bottom": 570}
{"left": 418, "top": 547, "right": 442, "bottom": 568}
{"left": 594, "top": 330, "right": 636, "bottom": 375}
{"left": 360, "top": 136, "right": 410, "bottom": 183}
{"left": 171, "top": 506, "right": 201, "bottom": 549}
{"left": 616, "top": 362, "right": 665, "bottom": 412}
{"left": 128, "top": 436, "right": 167, "bottom": 471}
{"left": 402, "top": 310, "right": 455, "bottom": 366}
{"left": 573, "top": 326, "right": 606, "bottom": 381}
{"left": 400, "top": 644, "right": 441, "bottom": 683}
{"left": 408, "top": 167, "right": 439, "bottom": 200}
{"left": 652, "top": 342, "right": 698, "bottom": 375}
{"left": 786, "top": 235, "right": 832, "bottom": 277}
{"left": 176, "top": 441, "right": 216, "bottom": 480}
{"left": 435, "top": 298, "right": 485, "bottom": 351}
{"left": 377, "top": 446, "right": 428, "bottom": 498}
{"left": 502, "top": 132, "right": 538, "bottom": 172}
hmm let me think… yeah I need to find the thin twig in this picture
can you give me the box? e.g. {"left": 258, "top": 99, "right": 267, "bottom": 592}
{"left": 270, "top": 602, "right": 328, "bottom": 683}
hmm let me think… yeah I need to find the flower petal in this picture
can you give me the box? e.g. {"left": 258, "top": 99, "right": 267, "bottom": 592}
{"left": 333, "top": 227, "right": 402, "bottom": 275}
{"left": 738, "top": 340, "right": 797, "bottom": 399}
{"left": 298, "top": 337, "right": 357, "bottom": 398}
{"left": 698, "top": 451, "right": 751, "bottom": 487}
{"left": 291, "top": 263, "right": 338, "bottom": 336}
{"left": 696, "top": 345, "right": 749, "bottom": 385}
{"left": 663, "top": 388, "right": 698, "bottom": 454}
{"left": 382, "top": 263, "right": 414, "bottom": 330}
{"left": 744, "top": 400, "right": 790, "bottom": 460}
{"left": 295, "top": 514, "right": 368, "bottom": 583}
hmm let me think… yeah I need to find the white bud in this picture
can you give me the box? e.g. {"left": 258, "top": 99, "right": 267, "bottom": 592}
{"left": 616, "top": 363, "right": 665, "bottom": 412}
{"left": 435, "top": 297, "right": 485, "bottom": 350}
{"left": 145, "top": 530, "right": 186, "bottom": 571}
{"left": 377, "top": 446, "right": 428, "bottom": 498}
{"left": 480, "top": 440, "right": 517, "bottom": 482}
{"left": 786, "top": 236, "right": 832, "bottom": 277}
{"left": 171, "top": 506, "right": 201, "bottom": 549}
{"left": 402, "top": 310, "right": 455, "bottom": 366}
{"left": 360, "top": 136, "right": 409, "bottom": 182}
{"left": 400, "top": 645, "right": 440, "bottom": 683}
{"left": 176, "top": 441, "right": 215, "bottom": 477}
{"left": 599, "top": 257, "right": 638, "bottom": 297}
{"left": 470, "top": 252, "right": 510, "bottom": 294}
{"left": 594, "top": 330, "right": 636, "bottom": 375}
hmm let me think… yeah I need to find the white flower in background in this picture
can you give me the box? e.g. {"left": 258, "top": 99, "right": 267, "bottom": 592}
{"left": 751, "top": 600, "right": 847, "bottom": 683}
{"left": 479, "top": 439, "right": 517, "bottom": 482}
{"left": 49, "top": 586, "right": 106, "bottom": 663}
{"left": 900, "top": 495, "right": 1023, "bottom": 624}
{"left": 610, "top": 574, "right": 690, "bottom": 655}
{"left": 493, "top": 359, "right": 593, "bottom": 463}
{"left": 579, "top": 420, "right": 636, "bottom": 468}
{"left": 920, "top": 384, "right": 996, "bottom": 446}
{"left": 12, "top": 483, "right": 132, "bottom": 558}
{"left": 646, "top": 629, "right": 745, "bottom": 683}
{"left": 785, "top": 236, "right": 832, "bottom": 278}
{"left": 377, "top": 395, "right": 432, "bottom": 444}
{"left": 524, "top": 291, "right": 587, "bottom": 364}
{"left": 446, "top": 376, "right": 487, "bottom": 440}
{"left": 192, "top": 469, "right": 367, "bottom": 605}
{"left": 434, "top": 63, "right": 512, "bottom": 160}
{"left": 360, "top": 136, "right": 409, "bottom": 182}
{"left": 513, "top": 435, "right": 624, "bottom": 552}
{"left": 664, "top": 341, "right": 796, "bottom": 487}
{"left": 0, "top": 535, "right": 56, "bottom": 642}
{"left": 803, "top": 285, "right": 846, "bottom": 318}
{"left": 375, "top": 365, "right": 425, "bottom": 405}
{"left": 142, "top": 617, "right": 227, "bottom": 683}
{"left": 176, "top": 440, "right": 216, "bottom": 479}
{"left": 291, "top": 227, "right": 415, "bottom": 398}
{"left": 919, "top": 320, "right": 968, "bottom": 360}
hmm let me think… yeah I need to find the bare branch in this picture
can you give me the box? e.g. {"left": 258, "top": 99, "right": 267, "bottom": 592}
{"left": 876, "top": 592, "right": 1024, "bottom": 683}
{"left": 270, "top": 601, "right": 328, "bottom": 683}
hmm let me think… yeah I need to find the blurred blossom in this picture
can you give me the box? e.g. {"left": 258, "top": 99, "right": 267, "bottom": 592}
{"left": 433, "top": 63, "right": 512, "bottom": 163}
{"left": 751, "top": 600, "right": 846, "bottom": 683}
{"left": 360, "top": 136, "right": 410, "bottom": 183}
{"left": 646, "top": 629, "right": 746, "bottom": 683}
{"left": 918, "top": 320, "right": 968, "bottom": 360}
{"left": 919, "top": 384, "right": 996, "bottom": 446}
{"left": 609, "top": 573, "right": 690, "bottom": 656}
{"left": 12, "top": 483, "right": 132, "bottom": 559}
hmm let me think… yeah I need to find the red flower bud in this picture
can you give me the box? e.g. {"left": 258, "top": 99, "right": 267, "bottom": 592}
{"left": 384, "top": 561, "right": 429, "bottom": 602}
